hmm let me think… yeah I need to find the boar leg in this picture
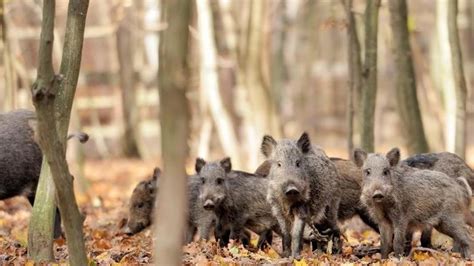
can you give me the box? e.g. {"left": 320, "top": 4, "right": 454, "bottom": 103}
{"left": 419, "top": 226, "right": 432, "bottom": 248}
{"left": 271, "top": 205, "right": 291, "bottom": 257}
{"left": 379, "top": 222, "right": 394, "bottom": 259}
{"left": 257, "top": 229, "right": 273, "bottom": 250}
{"left": 291, "top": 215, "right": 305, "bottom": 258}
{"left": 393, "top": 220, "right": 408, "bottom": 257}
{"left": 436, "top": 216, "right": 472, "bottom": 258}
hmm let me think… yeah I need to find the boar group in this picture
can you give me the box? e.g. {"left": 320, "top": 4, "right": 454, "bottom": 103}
{"left": 126, "top": 132, "right": 474, "bottom": 259}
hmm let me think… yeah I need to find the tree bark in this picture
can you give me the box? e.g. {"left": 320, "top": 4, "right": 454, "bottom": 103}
{"left": 29, "top": 0, "right": 89, "bottom": 265}
{"left": 0, "top": 0, "right": 17, "bottom": 111}
{"left": 196, "top": 0, "right": 242, "bottom": 168}
{"left": 388, "top": 0, "right": 429, "bottom": 154}
{"left": 342, "top": 0, "right": 363, "bottom": 156}
{"left": 360, "top": 0, "right": 380, "bottom": 153}
{"left": 435, "top": 0, "right": 456, "bottom": 153}
{"left": 154, "top": 0, "right": 191, "bottom": 264}
{"left": 239, "top": 0, "right": 281, "bottom": 140}
{"left": 28, "top": 158, "right": 56, "bottom": 261}
{"left": 117, "top": 4, "right": 141, "bottom": 158}
{"left": 448, "top": 0, "right": 468, "bottom": 158}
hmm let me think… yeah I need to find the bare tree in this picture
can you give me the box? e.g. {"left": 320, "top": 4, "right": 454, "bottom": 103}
{"left": 448, "top": 0, "right": 468, "bottom": 158}
{"left": 29, "top": 0, "right": 89, "bottom": 264}
{"left": 342, "top": 0, "right": 363, "bottom": 156}
{"left": 435, "top": 0, "right": 456, "bottom": 153}
{"left": 0, "top": 0, "right": 17, "bottom": 111}
{"left": 117, "top": 2, "right": 141, "bottom": 158}
{"left": 196, "top": 0, "right": 242, "bottom": 168}
{"left": 238, "top": 0, "right": 281, "bottom": 140}
{"left": 360, "top": 0, "right": 380, "bottom": 152}
{"left": 154, "top": 0, "right": 192, "bottom": 264}
{"left": 388, "top": 0, "right": 429, "bottom": 154}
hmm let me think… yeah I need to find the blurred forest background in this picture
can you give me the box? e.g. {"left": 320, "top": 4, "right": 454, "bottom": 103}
{"left": 0, "top": 0, "right": 473, "bottom": 169}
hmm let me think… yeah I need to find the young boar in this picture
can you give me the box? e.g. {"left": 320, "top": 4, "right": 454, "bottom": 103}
{"left": 354, "top": 148, "right": 472, "bottom": 258}
{"left": 125, "top": 168, "right": 159, "bottom": 235}
{"left": 125, "top": 167, "right": 215, "bottom": 244}
{"left": 196, "top": 157, "right": 278, "bottom": 249}
{"left": 403, "top": 152, "right": 474, "bottom": 189}
{"left": 256, "top": 158, "right": 378, "bottom": 250}
{"left": 261, "top": 132, "right": 341, "bottom": 257}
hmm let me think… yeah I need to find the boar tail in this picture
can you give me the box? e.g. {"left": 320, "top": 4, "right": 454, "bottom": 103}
{"left": 457, "top": 176, "right": 472, "bottom": 198}
{"left": 67, "top": 132, "right": 89, "bottom": 143}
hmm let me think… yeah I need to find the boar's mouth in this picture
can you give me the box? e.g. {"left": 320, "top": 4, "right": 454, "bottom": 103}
{"left": 125, "top": 221, "right": 148, "bottom": 235}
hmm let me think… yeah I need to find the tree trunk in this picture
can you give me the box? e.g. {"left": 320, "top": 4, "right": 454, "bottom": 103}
{"left": 388, "top": 0, "right": 429, "bottom": 154}
{"left": 0, "top": 0, "right": 17, "bottom": 111}
{"left": 448, "top": 0, "right": 468, "bottom": 158}
{"left": 28, "top": 159, "right": 56, "bottom": 261}
{"left": 435, "top": 0, "right": 457, "bottom": 153}
{"left": 270, "top": 0, "right": 288, "bottom": 111}
{"left": 196, "top": 0, "right": 242, "bottom": 168}
{"left": 29, "top": 0, "right": 89, "bottom": 265}
{"left": 154, "top": 0, "right": 191, "bottom": 264}
{"left": 239, "top": 0, "right": 281, "bottom": 140}
{"left": 360, "top": 0, "right": 380, "bottom": 153}
{"left": 342, "top": 0, "right": 363, "bottom": 156}
{"left": 117, "top": 4, "right": 141, "bottom": 158}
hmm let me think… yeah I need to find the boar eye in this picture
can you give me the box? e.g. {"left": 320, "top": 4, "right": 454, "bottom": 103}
{"left": 137, "top": 203, "right": 144, "bottom": 209}
{"left": 201, "top": 178, "right": 205, "bottom": 184}
{"left": 295, "top": 160, "right": 301, "bottom": 168}
{"left": 216, "top": 178, "right": 224, "bottom": 185}
{"left": 383, "top": 169, "right": 389, "bottom": 176}
{"left": 364, "top": 169, "right": 371, "bottom": 176}
{"left": 277, "top": 161, "right": 282, "bottom": 167}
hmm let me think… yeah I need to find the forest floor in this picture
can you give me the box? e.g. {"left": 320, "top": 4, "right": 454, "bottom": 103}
{"left": 0, "top": 159, "right": 472, "bottom": 265}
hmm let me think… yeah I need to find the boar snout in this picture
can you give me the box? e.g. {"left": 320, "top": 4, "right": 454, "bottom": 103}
{"left": 285, "top": 185, "right": 300, "bottom": 197}
{"left": 372, "top": 190, "right": 384, "bottom": 202}
{"left": 203, "top": 199, "right": 215, "bottom": 210}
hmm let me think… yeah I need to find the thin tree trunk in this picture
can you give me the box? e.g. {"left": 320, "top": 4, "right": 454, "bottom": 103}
{"left": 342, "top": 0, "right": 363, "bottom": 156}
{"left": 30, "top": 0, "right": 89, "bottom": 265}
{"left": 436, "top": 0, "right": 457, "bottom": 153}
{"left": 360, "top": 0, "right": 380, "bottom": 153}
{"left": 0, "top": 0, "right": 17, "bottom": 111}
{"left": 239, "top": 0, "right": 281, "bottom": 139}
{"left": 28, "top": 158, "right": 56, "bottom": 261}
{"left": 196, "top": 0, "right": 242, "bottom": 168}
{"left": 154, "top": 0, "right": 191, "bottom": 264}
{"left": 388, "top": 0, "right": 429, "bottom": 154}
{"left": 448, "top": 0, "right": 468, "bottom": 158}
{"left": 117, "top": 4, "right": 141, "bottom": 158}
{"left": 271, "top": 0, "right": 288, "bottom": 111}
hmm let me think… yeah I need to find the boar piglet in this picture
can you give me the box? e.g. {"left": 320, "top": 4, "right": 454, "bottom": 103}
{"left": 402, "top": 152, "right": 474, "bottom": 248}
{"left": 196, "top": 157, "right": 278, "bottom": 250}
{"left": 261, "top": 132, "right": 341, "bottom": 257}
{"left": 126, "top": 167, "right": 215, "bottom": 243}
{"left": 354, "top": 148, "right": 472, "bottom": 258}
{"left": 403, "top": 152, "right": 474, "bottom": 192}
{"left": 125, "top": 168, "right": 159, "bottom": 235}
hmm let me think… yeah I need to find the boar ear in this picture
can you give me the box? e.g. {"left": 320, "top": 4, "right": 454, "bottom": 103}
{"left": 146, "top": 181, "right": 156, "bottom": 194}
{"left": 261, "top": 135, "right": 277, "bottom": 157}
{"left": 255, "top": 160, "right": 271, "bottom": 177}
{"left": 195, "top": 158, "right": 206, "bottom": 173}
{"left": 152, "top": 168, "right": 161, "bottom": 180}
{"left": 220, "top": 157, "right": 232, "bottom": 173}
{"left": 386, "top": 148, "right": 400, "bottom": 167}
{"left": 297, "top": 132, "right": 311, "bottom": 154}
{"left": 353, "top": 148, "right": 367, "bottom": 168}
